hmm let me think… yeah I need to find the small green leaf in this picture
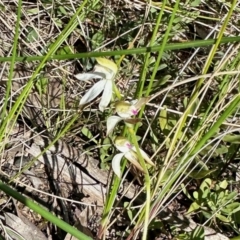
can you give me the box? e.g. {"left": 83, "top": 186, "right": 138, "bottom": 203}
{"left": 190, "top": 226, "right": 204, "bottom": 240}
{"left": 56, "top": 45, "right": 74, "bottom": 55}
{"left": 190, "top": 0, "right": 201, "bottom": 7}
{"left": 81, "top": 127, "right": 97, "bottom": 144}
{"left": 187, "top": 202, "right": 200, "bottom": 214}
{"left": 201, "top": 210, "right": 211, "bottom": 219}
{"left": 201, "top": 188, "right": 210, "bottom": 199}
{"left": 181, "top": 184, "right": 194, "bottom": 201}
{"left": 215, "top": 145, "right": 228, "bottom": 155}
{"left": 223, "top": 134, "right": 240, "bottom": 143}
{"left": 189, "top": 169, "right": 216, "bottom": 179}
{"left": 219, "top": 179, "right": 228, "bottom": 189}
{"left": 207, "top": 200, "right": 215, "bottom": 210}
{"left": 124, "top": 202, "right": 134, "bottom": 222}
{"left": 183, "top": 97, "right": 188, "bottom": 108}
{"left": 102, "top": 138, "right": 111, "bottom": 150}
{"left": 159, "top": 107, "right": 167, "bottom": 131}
{"left": 27, "top": 8, "right": 39, "bottom": 14}
{"left": 200, "top": 178, "right": 212, "bottom": 192}
{"left": 193, "top": 191, "right": 199, "bottom": 200}
{"left": 159, "top": 75, "right": 171, "bottom": 85}
{"left": 217, "top": 190, "right": 225, "bottom": 200}
{"left": 216, "top": 213, "right": 231, "bottom": 223}
{"left": 35, "top": 77, "right": 48, "bottom": 94}
{"left": 222, "top": 203, "right": 240, "bottom": 215}
{"left": 26, "top": 28, "right": 38, "bottom": 43}
{"left": 157, "top": 63, "right": 168, "bottom": 71}
{"left": 58, "top": 6, "right": 67, "bottom": 15}
{"left": 225, "top": 191, "right": 237, "bottom": 201}
{"left": 92, "top": 31, "right": 104, "bottom": 48}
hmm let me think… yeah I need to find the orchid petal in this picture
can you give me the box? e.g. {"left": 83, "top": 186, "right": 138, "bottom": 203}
{"left": 117, "top": 112, "right": 132, "bottom": 118}
{"left": 124, "top": 118, "right": 142, "bottom": 124}
{"left": 129, "top": 105, "right": 138, "bottom": 116}
{"left": 79, "top": 80, "right": 106, "bottom": 106}
{"left": 132, "top": 97, "right": 150, "bottom": 110}
{"left": 94, "top": 64, "right": 113, "bottom": 80}
{"left": 115, "top": 101, "right": 132, "bottom": 118}
{"left": 106, "top": 116, "right": 123, "bottom": 135}
{"left": 112, "top": 153, "right": 125, "bottom": 178}
{"left": 115, "top": 136, "right": 132, "bottom": 153}
{"left": 95, "top": 58, "right": 118, "bottom": 78}
{"left": 125, "top": 151, "right": 144, "bottom": 172}
{"left": 99, "top": 79, "right": 113, "bottom": 112}
{"left": 132, "top": 147, "right": 155, "bottom": 166}
{"left": 75, "top": 72, "right": 104, "bottom": 81}
{"left": 115, "top": 101, "right": 140, "bottom": 118}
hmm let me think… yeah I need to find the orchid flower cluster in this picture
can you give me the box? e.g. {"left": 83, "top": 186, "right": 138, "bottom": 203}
{"left": 75, "top": 58, "right": 154, "bottom": 178}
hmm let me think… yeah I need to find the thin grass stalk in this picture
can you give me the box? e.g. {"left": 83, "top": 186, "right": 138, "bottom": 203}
{"left": 0, "top": 0, "right": 22, "bottom": 121}
{"left": 123, "top": 4, "right": 167, "bottom": 237}
{"left": 197, "top": 44, "right": 240, "bottom": 132}
{"left": 123, "top": 3, "right": 167, "bottom": 235}
{"left": 171, "top": 53, "right": 237, "bottom": 161}
{"left": 196, "top": 0, "right": 237, "bottom": 90}
{"left": 134, "top": 0, "right": 167, "bottom": 99}
{"left": 150, "top": 94, "right": 240, "bottom": 219}
{"left": 98, "top": 175, "right": 120, "bottom": 238}
{"left": 101, "top": 5, "right": 168, "bottom": 235}
{"left": 146, "top": 0, "right": 180, "bottom": 96}
{"left": 0, "top": 0, "right": 88, "bottom": 152}
{"left": 1, "top": 37, "right": 240, "bottom": 63}
{"left": 187, "top": 95, "right": 240, "bottom": 158}
{"left": 179, "top": 0, "right": 238, "bottom": 154}
{"left": 154, "top": 1, "right": 237, "bottom": 193}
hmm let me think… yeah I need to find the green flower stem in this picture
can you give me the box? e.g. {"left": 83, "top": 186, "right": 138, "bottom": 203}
{"left": 128, "top": 127, "right": 151, "bottom": 240}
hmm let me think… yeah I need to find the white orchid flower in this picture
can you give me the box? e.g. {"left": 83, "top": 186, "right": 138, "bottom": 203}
{"left": 112, "top": 136, "right": 155, "bottom": 178}
{"left": 75, "top": 58, "right": 118, "bottom": 112}
{"left": 106, "top": 98, "right": 149, "bottom": 135}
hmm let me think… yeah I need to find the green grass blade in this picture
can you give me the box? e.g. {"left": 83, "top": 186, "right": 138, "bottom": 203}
{"left": 0, "top": 181, "right": 92, "bottom": 240}
{"left": 0, "top": 0, "right": 22, "bottom": 121}
{"left": 0, "top": 36, "right": 240, "bottom": 62}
